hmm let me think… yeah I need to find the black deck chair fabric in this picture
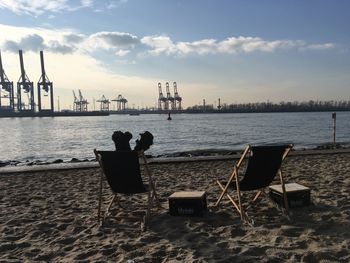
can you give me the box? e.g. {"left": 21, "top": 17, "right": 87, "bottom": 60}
{"left": 97, "top": 150, "right": 147, "bottom": 194}
{"left": 215, "top": 144, "right": 293, "bottom": 224}
{"left": 239, "top": 145, "right": 288, "bottom": 191}
{"left": 94, "top": 149, "right": 159, "bottom": 228}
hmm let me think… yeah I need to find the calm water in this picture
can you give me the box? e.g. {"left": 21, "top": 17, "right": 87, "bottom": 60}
{"left": 0, "top": 112, "right": 349, "bottom": 162}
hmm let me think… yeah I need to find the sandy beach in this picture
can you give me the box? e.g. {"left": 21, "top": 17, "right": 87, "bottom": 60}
{"left": 1, "top": 151, "right": 350, "bottom": 262}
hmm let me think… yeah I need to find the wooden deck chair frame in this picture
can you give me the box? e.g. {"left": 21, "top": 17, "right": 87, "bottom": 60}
{"left": 94, "top": 149, "right": 160, "bottom": 229}
{"left": 214, "top": 144, "right": 293, "bottom": 224}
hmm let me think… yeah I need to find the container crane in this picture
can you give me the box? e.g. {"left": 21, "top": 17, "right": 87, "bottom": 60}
{"left": 17, "top": 50, "right": 34, "bottom": 111}
{"left": 0, "top": 51, "right": 15, "bottom": 111}
{"left": 173, "top": 82, "right": 182, "bottom": 110}
{"left": 72, "top": 90, "right": 80, "bottom": 111}
{"left": 96, "top": 95, "right": 110, "bottom": 111}
{"left": 119, "top": 95, "right": 127, "bottom": 110}
{"left": 157, "top": 82, "right": 167, "bottom": 110}
{"left": 78, "top": 89, "right": 88, "bottom": 111}
{"left": 37, "top": 51, "right": 54, "bottom": 112}
{"left": 112, "top": 94, "right": 128, "bottom": 111}
{"left": 165, "top": 82, "right": 174, "bottom": 110}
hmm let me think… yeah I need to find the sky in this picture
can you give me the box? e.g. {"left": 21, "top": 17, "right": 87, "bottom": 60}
{"left": 0, "top": 0, "right": 349, "bottom": 110}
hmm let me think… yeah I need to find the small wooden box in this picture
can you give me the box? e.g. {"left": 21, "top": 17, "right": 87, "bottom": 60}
{"left": 169, "top": 191, "right": 207, "bottom": 216}
{"left": 269, "top": 183, "right": 310, "bottom": 208}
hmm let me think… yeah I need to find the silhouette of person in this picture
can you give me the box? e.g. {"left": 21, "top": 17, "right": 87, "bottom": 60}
{"left": 112, "top": 131, "right": 132, "bottom": 151}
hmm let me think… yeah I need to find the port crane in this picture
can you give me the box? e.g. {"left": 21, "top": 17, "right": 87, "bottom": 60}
{"left": 72, "top": 90, "right": 88, "bottom": 111}
{"left": 72, "top": 90, "right": 80, "bottom": 111}
{"left": 165, "top": 82, "right": 175, "bottom": 110}
{"left": 157, "top": 82, "right": 167, "bottom": 110}
{"left": 78, "top": 90, "right": 88, "bottom": 111}
{"left": 0, "top": 51, "right": 15, "bottom": 111}
{"left": 173, "top": 82, "right": 182, "bottom": 110}
{"left": 37, "top": 51, "right": 54, "bottom": 112}
{"left": 96, "top": 95, "right": 110, "bottom": 111}
{"left": 112, "top": 94, "right": 128, "bottom": 111}
{"left": 17, "top": 50, "right": 34, "bottom": 111}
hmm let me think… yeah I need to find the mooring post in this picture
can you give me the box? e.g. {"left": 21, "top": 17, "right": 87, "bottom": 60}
{"left": 332, "top": 112, "right": 336, "bottom": 146}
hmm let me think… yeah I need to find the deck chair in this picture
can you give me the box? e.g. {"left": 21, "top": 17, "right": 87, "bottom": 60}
{"left": 214, "top": 144, "right": 293, "bottom": 224}
{"left": 94, "top": 149, "right": 159, "bottom": 229}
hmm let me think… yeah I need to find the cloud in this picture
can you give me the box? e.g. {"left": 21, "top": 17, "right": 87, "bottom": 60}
{"left": 80, "top": 0, "right": 93, "bottom": 8}
{"left": 300, "top": 43, "right": 335, "bottom": 51}
{"left": 63, "top": 33, "right": 85, "bottom": 44}
{"left": 177, "top": 39, "right": 217, "bottom": 55}
{"left": 3, "top": 34, "right": 45, "bottom": 52}
{"left": 140, "top": 35, "right": 177, "bottom": 55}
{"left": 106, "top": 0, "right": 128, "bottom": 10}
{"left": 0, "top": 0, "right": 130, "bottom": 15}
{"left": 115, "top": 50, "right": 130, "bottom": 57}
{"left": 141, "top": 35, "right": 335, "bottom": 56}
{"left": 48, "top": 40, "right": 75, "bottom": 54}
{"left": 217, "top": 37, "right": 305, "bottom": 53}
{"left": 0, "top": 23, "right": 336, "bottom": 59}
{"left": 0, "top": 0, "right": 69, "bottom": 15}
{"left": 88, "top": 32, "right": 139, "bottom": 49}
{"left": 0, "top": 25, "right": 140, "bottom": 57}
{"left": 2, "top": 34, "right": 74, "bottom": 54}
{"left": 0, "top": 0, "right": 93, "bottom": 16}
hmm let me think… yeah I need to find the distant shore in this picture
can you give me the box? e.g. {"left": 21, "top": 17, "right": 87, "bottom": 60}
{"left": 0, "top": 110, "right": 109, "bottom": 118}
{"left": 1, "top": 108, "right": 350, "bottom": 118}
{"left": 112, "top": 108, "right": 350, "bottom": 115}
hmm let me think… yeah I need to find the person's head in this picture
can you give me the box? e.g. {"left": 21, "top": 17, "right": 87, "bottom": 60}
{"left": 112, "top": 131, "right": 132, "bottom": 151}
{"left": 134, "top": 131, "right": 153, "bottom": 151}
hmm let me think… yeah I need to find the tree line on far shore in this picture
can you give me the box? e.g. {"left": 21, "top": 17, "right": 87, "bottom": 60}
{"left": 186, "top": 100, "right": 350, "bottom": 113}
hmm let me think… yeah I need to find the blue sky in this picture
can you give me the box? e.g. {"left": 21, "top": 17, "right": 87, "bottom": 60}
{"left": 0, "top": 0, "right": 349, "bottom": 110}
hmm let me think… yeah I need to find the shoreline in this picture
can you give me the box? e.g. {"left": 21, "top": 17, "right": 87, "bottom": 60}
{"left": 1, "top": 147, "right": 350, "bottom": 174}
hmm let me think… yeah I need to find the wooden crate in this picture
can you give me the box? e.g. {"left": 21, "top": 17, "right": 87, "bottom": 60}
{"left": 169, "top": 191, "right": 207, "bottom": 216}
{"left": 269, "top": 183, "right": 310, "bottom": 208}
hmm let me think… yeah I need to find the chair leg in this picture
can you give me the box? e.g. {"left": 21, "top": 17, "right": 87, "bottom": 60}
{"left": 97, "top": 169, "right": 104, "bottom": 224}
{"left": 217, "top": 179, "right": 252, "bottom": 224}
{"left": 217, "top": 181, "right": 241, "bottom": 212}
{"left": 141, "top": 152, "right": 160, "bottom": 206}
{"left": 102, "top": 195, "right": 117, "bottom": 224}
{"left": 246, "top": 191, "right": 262, "bottom": 210}
{"left": 141, "top": 190, "right": 153, "bottom": 231}
{"left": 215, "top": 169, "right": 237, "bottom": 207}
{"left": 235, "top": 169, "right": 244, "bottom": 220}
{"left": 278, "top": 169, "right": 289, "bottom": 214}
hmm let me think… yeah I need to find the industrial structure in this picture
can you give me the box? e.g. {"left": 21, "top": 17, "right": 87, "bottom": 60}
{"left": 1, "top": 50, "right": 54, "bottom": 113}
{"left": 1, "top": 50, "right": 188, "bottom": 116}
{"left": 37, "top": 51, "right": 54, "bottom": 112}
{"left": 111, "top": 94, "right": 128, "bottom": 111}
{"left": 96, "top": 95, "right": 110, "bottom": 111}
{"left": 157, "top": 82, "right": 167, "bottom": 110}
{"left": 165, "top": 82, "right": 174, "bottom": 110}
{"left": 0, "top": 51, "right": 15, "bottom": 111}
{"left": 0, "top": 50, "right": 110, "bottom": 117}
{"left": 217, "top": 98, "right": 222, "bottom": 110}
{"left": 17, "top": 50, "right": 34, "bottom": 112}
{"left": 73, "top": 89, "right": 89, "bottom": 112}
{"left": 158, "top": 82, "right": 182, "bottom": 111}
{"left": 173, "top": 82, "right": 182, "bottom": 110}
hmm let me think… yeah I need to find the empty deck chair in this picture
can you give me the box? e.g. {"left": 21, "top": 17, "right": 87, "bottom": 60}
{"left": 94, "top": 150, "right": 159, "bottom": 229}
{"left": 214, "top": 144, "right": 293, "bottom": 224}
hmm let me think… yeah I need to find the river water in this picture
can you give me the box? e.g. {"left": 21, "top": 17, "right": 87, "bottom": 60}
{"left": 0, "top": 112, "right": 349, "bottom": 163}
